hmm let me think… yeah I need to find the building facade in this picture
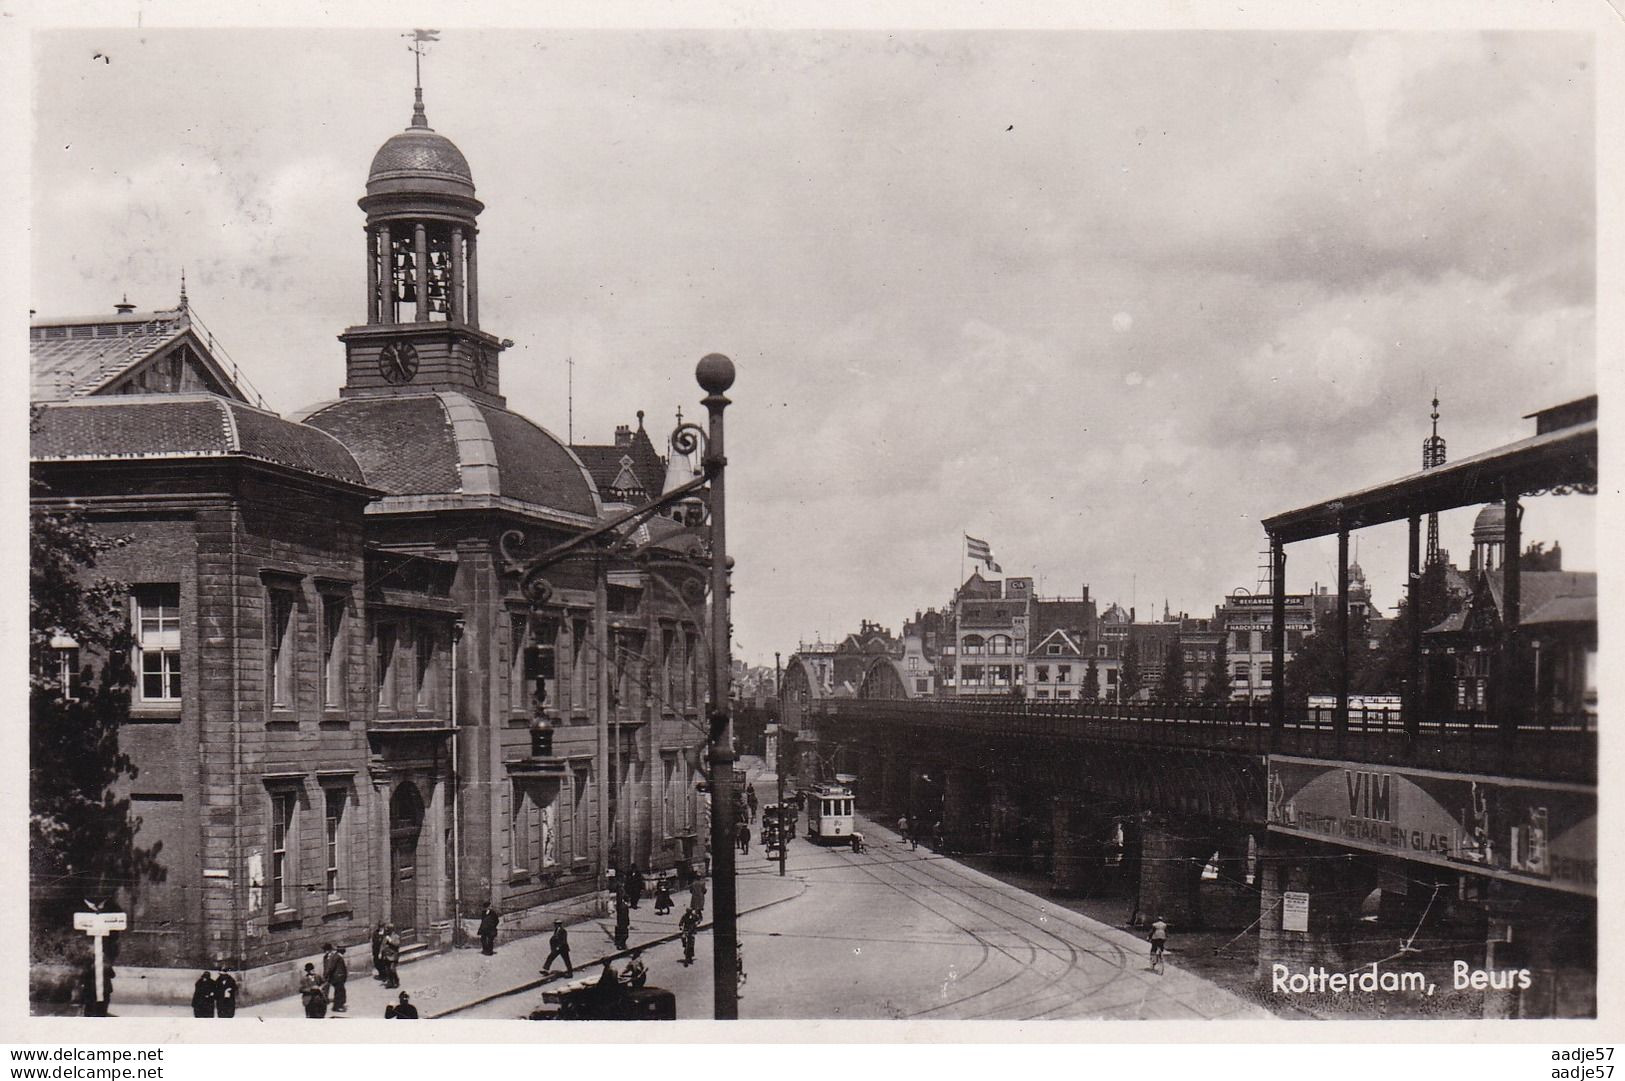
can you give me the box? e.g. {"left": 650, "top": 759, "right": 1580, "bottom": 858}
{"left": 29, "top": 85, "right": 710, "bottom": 1003}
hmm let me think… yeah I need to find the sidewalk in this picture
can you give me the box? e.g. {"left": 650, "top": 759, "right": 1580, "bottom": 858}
{"left": 114, "top": 866, "right": 805, "bottom": 1021}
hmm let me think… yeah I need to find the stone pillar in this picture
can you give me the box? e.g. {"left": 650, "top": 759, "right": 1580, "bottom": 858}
{"left": 366, "top": 226, "right": 379, "bottom": 324}
{"left": 1136, "top": 818, "right": 1207, "bottom": 928}
{"left": 466, "top": 232, "right": 480, "bottom": 328}
{"left": 414, "top": 222, "right": 429, "bottom": 322}
{"left": 377, "top": 223, "right": 393, "bottom": 323}
{"left": 449, "top": 226, "right": 465, "bottom": 324}
{"left": 988, "top": 780, "right": 1021, "bottom": 867}
{"left": 1051, "top": 796, "right": 1102, "bottom": 896}
{"left": 941, "top": 767, "right": 984, "bottom": 854}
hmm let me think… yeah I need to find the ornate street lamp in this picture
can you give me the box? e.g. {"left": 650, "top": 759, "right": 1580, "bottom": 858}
{"left": 498, "top": 354, "right": 739, "bottom": 1018}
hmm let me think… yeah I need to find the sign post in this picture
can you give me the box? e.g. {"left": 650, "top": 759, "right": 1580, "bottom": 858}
{"left": 74, "top": 911, "right": 127, "bottom": 1006}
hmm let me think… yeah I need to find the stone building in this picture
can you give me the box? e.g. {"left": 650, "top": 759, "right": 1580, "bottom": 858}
{"left": 29, "top": 84, "right": 709, "bottom": 1003}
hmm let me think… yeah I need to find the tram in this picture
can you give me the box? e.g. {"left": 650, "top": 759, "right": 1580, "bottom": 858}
{"left": 803, "top": 783, "right": 856, "bottom": 844}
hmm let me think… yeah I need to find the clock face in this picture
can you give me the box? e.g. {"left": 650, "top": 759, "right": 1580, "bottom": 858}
{"left": 378, "top": 341, "right": 419, "bottom": 385}
{"left": 471, "top": 345, "right": 491, "bottom": 389}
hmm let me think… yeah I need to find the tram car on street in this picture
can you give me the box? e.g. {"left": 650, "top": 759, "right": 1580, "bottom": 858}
{"left": 803, "top": 783, "right": 855, "bottom": 844}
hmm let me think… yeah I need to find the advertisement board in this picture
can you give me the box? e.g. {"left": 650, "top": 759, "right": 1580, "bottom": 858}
{"left": 1281, "top": 891, "right": 1309, "bottom": 932}
{"left": 1266, "top": 755, "right": 1595, "bottom": 897}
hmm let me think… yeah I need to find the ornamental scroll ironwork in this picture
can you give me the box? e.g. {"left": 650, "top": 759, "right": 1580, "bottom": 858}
{"left": 497, "top": 418, "right": 715, "bottom": 611}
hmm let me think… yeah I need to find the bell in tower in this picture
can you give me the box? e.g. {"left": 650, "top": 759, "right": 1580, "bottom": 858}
{"left": 338, "top": 65, "right": 507, "bottom": 401}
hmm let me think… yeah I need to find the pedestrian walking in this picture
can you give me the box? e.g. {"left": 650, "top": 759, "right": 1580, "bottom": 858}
{"left": 849, "top": 830, "right": 864, "bottom": 854}
{"left": 613, "top": 890, "right": 631, "bottom": 950}
{"left": 897, "top": 814, "right": 910, "bottom": 844}
{"left": 689, "top": 876, "right": 707, "bottom": 918}
{"left": 746, "top": 788, "right": 759, "bottom": 822}
{"left": 678, "top": 909, "right": 698, "bottom": 967}
{"left": 321, "top": 942, "right": 348, "bottom": 1013}
{"left": 371, "top": 921, "right": 386, "bottom": 980}
{"left": 190, "top": 972, "right": 217, "bottom": 1018}
{"left": 478, "top": 903, "right": 500, "bottom": 956}
{"left": 214, "top": 967, "right": 238, "bottom": 1018}
{"left": 626, "top": 864, "right": 645, "bottom": 910}
{"left": 653, "top": 877, "right": 674, "bottom": 915}
{"left": 299, "top": 963, "right": 327, "bottom": 1019}
{"left": 385, "top": 991, "right": 418, "bottom": 1019}
{"left": 541, "top": 920, "right": 573, "bottom": 977}
{"left": 738, "top": 822, "right": 752, "bottom": 855}
{"left": 379, "top": 924, "right": 401, "bottom": 989}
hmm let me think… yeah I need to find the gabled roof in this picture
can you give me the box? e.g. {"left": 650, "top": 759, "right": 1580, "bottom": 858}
{"left": 1426, "top": 570, "right": 1597, "bottom": 634}
{"left": 30, "top": 307, "right": 248, "bottom": 403}
{"left": 1031, "top": 628, "right": 1083, "bottom": 657}
{"left": 572, "top": 418, "right": 666, "bottom": 503}
{"left": 1032, "top": 598, "right": 1094, "bottom": 642}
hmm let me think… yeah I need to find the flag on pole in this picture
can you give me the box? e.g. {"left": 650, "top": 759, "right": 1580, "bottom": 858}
{"left": 964, "top": 534, "right": 1002, "bottom": 573}
{"left": 412, "top": 28, "right": 441, "bottom": 42}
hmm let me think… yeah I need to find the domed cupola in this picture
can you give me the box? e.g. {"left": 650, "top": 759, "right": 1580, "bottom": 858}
{"left": 340, "top": 79, "right": 507, "bottom": 404}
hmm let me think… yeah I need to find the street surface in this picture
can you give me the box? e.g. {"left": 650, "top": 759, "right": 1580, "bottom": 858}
{"left": 461, "top": 776, "right": 1265, "bottom": 1021}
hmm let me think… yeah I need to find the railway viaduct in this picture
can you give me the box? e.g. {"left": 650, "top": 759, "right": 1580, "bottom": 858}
{"left": 778, "top": 397, "right": 1598, "bottom": 1016}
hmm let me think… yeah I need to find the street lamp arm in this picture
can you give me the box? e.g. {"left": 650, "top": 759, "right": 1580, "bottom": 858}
{"left": 498, "top": 472, "right": 711, "bottom": 583}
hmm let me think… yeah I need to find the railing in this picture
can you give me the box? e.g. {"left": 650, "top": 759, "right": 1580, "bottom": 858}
{"left": 814, "top": 697, "right": 1596, "bottom": 783}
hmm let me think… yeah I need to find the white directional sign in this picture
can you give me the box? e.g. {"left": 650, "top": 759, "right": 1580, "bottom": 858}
{"left": 74, "top": 911, "right": 127, "bottom": 933}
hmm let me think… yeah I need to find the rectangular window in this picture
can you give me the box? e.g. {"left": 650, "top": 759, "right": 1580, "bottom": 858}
{"left": 687, "top": 631, "right": 702, "bottom": 708}
{"left": 1036, "top": 665, "right": 1049, "bottom": 683}
{"left": 267, "top": 588, "right": 296, "bottom": 712}
{"left": 321, "top": 596, "right": 345, "bottom": 711}
{"left": 415, "top": 624, "right": 439, "bottom": 713}
{"left": 571, "top": 618, "right": 590, "bottom": 712}
{"left": 1106, "top": 669, "right": 1118, "bottom": 685}
{"left": 1097, "top": 645, "right": 1108, "bottom": 658}
{"left": 323, "top": 788, "right": 345, "bottom": 898}
{"left": 509, "top": 614, "right": 529, "bottom": 713}
{"left": 376, "top": 623, "right": 398, "bottom": 710}
{"left": 49, "top": 637, "right": 82, "bottom": 701}
{"left": 512, "top": 781, "right": 532, "bottom": 875}
{"left": 1058, "top": 664, "right": 1072, "bottom": 683}
{"left": 573, "top": 768, "right": 590, "bottom": 859}
{"left": 961, "top": 664, "right": 984, "bottom": 685}
{"left": 270, "top": 791, "right": 296, "bottom": 910}
{"left": 1260, "top": 663, "right": 1275, "bottom": 682}
{"left": 1057, "top": 689, "right": 1072, "bottom": 700}
{"left": 1234, "top": 664, "right": 1251, "bottom": 682}
{"left": 1035, "top": 690, "right": 1050, "bottom": 699}
{"left": 662, "top": 752, "right": 677, "bottom": 837}
{"left": 133, "top": 586, "right": 182, "bottom": 704}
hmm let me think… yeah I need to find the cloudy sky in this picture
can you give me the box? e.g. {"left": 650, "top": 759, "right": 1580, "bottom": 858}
{"left": 29, "top": 22, "right": 1601, "bottom": 665}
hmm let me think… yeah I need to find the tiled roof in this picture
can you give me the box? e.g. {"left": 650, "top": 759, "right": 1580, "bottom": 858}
{"left": 300, "top": 395, "right": 462, "bottom": 495}
{"left": 1032, "top": 599, "right": 1095, "bottom": 642}
{"left": 30, "top": 396, "right": 368, "bottom": 486}
{"left": 299, "top": 392, "right": 599, "bottom": 518}
{"left": 30, "top": 312, "right": 186, "bottom": 401}
{"left": 573, "top": 424, "right": 666, "bottom": 501}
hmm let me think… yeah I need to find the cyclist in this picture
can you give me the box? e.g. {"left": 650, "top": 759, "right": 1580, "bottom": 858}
{"left": 1148, "top": 915, "right": 1169, "bottom": 970}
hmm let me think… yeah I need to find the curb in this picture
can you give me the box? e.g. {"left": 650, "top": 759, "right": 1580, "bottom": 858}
{"left": 430, "top": 875, "right": 810, "bottom": 1018}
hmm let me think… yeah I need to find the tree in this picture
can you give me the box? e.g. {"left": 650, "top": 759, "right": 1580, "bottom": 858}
{"left": 1082, "top": 658, "right": 1100, "bottom": 703}
{"left": 1204, "top": 629, "right": 1231, "bottom": 703}
{"left": 1281, "top": 603, "right": 1374, "bottom": 710}
{"left": 30, "top": 473, "right": 163, "bottom": 966}
{"left": 1158, "top": 640, "right": 1186, "bottom": 702}
{"left": 1365, "top": 558, "right": 1457, "bottom": 702}
{"left": 1120, "top": 637, "right": 1141, "bottom": 703}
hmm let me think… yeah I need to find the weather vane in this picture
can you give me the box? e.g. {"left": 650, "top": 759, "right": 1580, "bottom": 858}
{"left": 405, "top": 28, "right": 440, "bottom": 92}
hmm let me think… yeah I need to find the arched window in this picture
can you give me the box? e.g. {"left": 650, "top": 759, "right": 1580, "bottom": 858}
{"left": 989, "top": 634, "right": 1012, "bottom": 656}
{"left": 962, "top": 634, "right": 985, "bottom": 655}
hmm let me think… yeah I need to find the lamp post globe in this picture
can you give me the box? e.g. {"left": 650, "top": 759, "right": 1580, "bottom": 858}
{"left": 696, "top": 353, "right": 736, "bottom": 395}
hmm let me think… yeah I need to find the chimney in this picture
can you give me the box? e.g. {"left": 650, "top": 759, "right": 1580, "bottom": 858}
{"left": 614, "top": 424, "right": 632, "bottom": 448}
{"left": 114, "top": 295, "right": 136, "bottom": 314}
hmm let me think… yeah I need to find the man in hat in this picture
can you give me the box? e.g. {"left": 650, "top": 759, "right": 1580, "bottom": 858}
{"left": 478, "top": 903, "right": 500, "bottom": 956}
{"left": 541, "top": 919, "right": 573, "bottom": 977}
{"left": 385, "top": 991, "right": 418, "bottom": 1019}
{"left": 321, "top": 942, "right": 348, "bottom": 1012}
{"left": 213, "top": 964, "right": 238, "bottom": 1018}
{"left": 298, "top": 963, "right": 327, "bottom": 1018}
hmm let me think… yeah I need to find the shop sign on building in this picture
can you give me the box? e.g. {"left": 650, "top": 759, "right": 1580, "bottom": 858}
{"left": 1267, "top": 755, "right": 1595, "bottom": 897}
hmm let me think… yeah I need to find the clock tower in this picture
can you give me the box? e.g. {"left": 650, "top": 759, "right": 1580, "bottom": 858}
{"left": 338, "top": 84, "right": 507, "bottom": 402}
